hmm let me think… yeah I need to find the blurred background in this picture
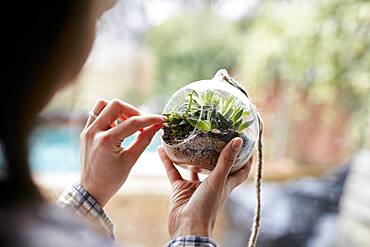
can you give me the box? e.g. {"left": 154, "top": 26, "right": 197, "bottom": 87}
{"left": 33, "top": 0, "right": 369, "bottom": 246}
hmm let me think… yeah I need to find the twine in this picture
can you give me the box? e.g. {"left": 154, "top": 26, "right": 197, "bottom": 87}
{"left": 218, "top": 69, "right": 263, "bottom": 247}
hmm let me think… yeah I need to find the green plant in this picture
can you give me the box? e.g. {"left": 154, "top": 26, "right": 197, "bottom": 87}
{"left": 163, "top": 90, "right": 253, "bottom": 142}
{"left": 146, "top": 8, "right": 241, "bottom": 95}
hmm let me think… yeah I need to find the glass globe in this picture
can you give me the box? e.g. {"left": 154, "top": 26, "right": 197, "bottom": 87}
{"left": 161, "top": 69, "right": 260, "bottom": 174}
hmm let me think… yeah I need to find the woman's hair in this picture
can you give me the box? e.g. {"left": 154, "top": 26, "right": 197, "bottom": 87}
{"left": 0, "top": 1, "right": 91, "bottom": 206}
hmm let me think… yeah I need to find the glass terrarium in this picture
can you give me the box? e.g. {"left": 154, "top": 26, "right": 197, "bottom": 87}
{"left": 161, "top": 69, "right": 260, "bottom": 174}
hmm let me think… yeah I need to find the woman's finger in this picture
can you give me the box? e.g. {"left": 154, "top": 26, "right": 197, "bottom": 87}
{"left": 189, "top": 171, "right": 199, "bottom": 181}
{"left": 208, "top": 137, "right": 243, "bottom": 187}
{"left": 226, "top": 155, "right": 254, "bottom": 190}
{"left": 158, "top": 147, "right": 183, "bottom": 185}
{"left": 123, "top": 124, "right": 163, "bottom": 165}
{"left": 92, "top": 98, "right": 141, "bottom": 130}
{"left": 111, "top": 114, "right": 128, "bottom": 128}
{"left": 108, "top": 114, "right": 166, "bottom": 142}
{"left": 84, "top": 98, "right": 109, "bottom": 129}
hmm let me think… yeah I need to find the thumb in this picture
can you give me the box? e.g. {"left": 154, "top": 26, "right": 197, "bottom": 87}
{"left": 208, "top": 137, "right": 243, "bottom": 186}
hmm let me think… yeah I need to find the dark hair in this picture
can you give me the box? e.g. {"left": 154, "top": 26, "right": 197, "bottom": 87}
{"left": 0, "top": 1, "right": 91, "bottom": 206}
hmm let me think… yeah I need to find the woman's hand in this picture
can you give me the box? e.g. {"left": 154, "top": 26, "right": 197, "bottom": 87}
{"left": 80, "top": 98, "right": 166, "bottom": 207}
{"left": 158, "top": 138, "right": 254, "bottom": 238}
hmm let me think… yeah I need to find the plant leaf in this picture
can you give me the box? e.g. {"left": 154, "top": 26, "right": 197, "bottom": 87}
{"left": 238, "top": 119, "right": 254, "bottom": 132}
{"left": 234, "top": 119, "right": 243, "bottom": 128}
{"left": 207, "top": 107, "right": 211, "bottom": 122}
{"left": 196, "top": 120, "right": 212, "bottom": 131}
{"left": 186, "top": 118, "right": 198, "bottom": 128}
{"left": 222, "top": 96, "right": 233, "bottom": 113}
{"left": 218, "top": 97, "right": 223, "bottom": 112}
{"left": 217, "top": 112, "right": 232, "bottom": 129}
{"left": 186, "top": 118, "right": 211, "bottom": 132}
{"left": 224, "top": 107, "right": 233, "bottom": 119}
{"left": 211, "top": 118, "right": 219, "bottom": 129}
{"left": 203, "top": 90, "right": 214, "bottom": 105}
{"left": 232, "top": 107, "right": 243, "bottom": 124}
{"left": 185, "top": 90, "right": 194, "bottom": 115}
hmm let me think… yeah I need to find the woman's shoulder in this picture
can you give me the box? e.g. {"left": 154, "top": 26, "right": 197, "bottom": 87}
{"left": 0, "top": 203, "right": 114, "bottom": 247}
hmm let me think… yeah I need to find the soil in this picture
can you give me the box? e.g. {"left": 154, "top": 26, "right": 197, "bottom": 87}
{"left": 162, "top": 127, "right": 253, "bottom": 173}
{"left": 162, "top": 125, "right": 191, "bottom": 145}
{"left": 162, "top": 125, "right": 239, "bottom": 145}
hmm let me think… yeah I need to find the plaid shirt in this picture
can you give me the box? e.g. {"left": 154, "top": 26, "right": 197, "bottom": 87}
{"left": 56, "top": 184, "right": 217, "bottom": 247}
{"left": 165, "top": 236, "right": 217, "bottom": 247}
{"left": 56, "top": 184, "right": 115, "bottom": 240}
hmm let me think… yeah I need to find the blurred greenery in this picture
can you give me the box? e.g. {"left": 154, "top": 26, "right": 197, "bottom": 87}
{"left": 246, "top": 0, "right": 369, "bottom": 104}
{"left": 147, "top": 8, "right": 242, "bottom": 95}
{"left": 147, "top": 0, "right": 370, "bottom": 150}
{"left": 239, "top": 0, "right": 370, "bottom": 148}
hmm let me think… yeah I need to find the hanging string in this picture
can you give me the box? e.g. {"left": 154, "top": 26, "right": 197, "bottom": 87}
{"left": 218, "top": 69, "right": 263, "bottom": 247}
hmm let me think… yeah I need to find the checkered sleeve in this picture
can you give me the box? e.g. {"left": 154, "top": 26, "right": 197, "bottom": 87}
{"left": 55, "top": 184, "right": 115, "bottom": 240}
{"left": 165, "top": 236, "right": 218, "bottom": 247}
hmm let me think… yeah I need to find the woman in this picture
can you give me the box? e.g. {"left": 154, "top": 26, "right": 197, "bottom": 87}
{"left": 0, "top": 1, "right": 253, "bottom": 246}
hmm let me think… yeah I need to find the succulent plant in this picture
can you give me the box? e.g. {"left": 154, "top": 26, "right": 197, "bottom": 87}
{"left": 163, "top": 89, "right": 254, "bottom": 143}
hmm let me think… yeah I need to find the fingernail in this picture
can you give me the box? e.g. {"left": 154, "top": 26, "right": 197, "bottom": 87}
{"left": 232, "top": 138, "right": 243, "bottom": 151}
{"left": 160, "top": 115, "right": 167, "bottom": 121}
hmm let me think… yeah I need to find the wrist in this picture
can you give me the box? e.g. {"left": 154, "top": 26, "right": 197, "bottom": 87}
{"left": 170, "top": 219, "right": 213, "bottom": 239}
{"left": 80, "top": 182, "right": 108, "bottom": 207}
